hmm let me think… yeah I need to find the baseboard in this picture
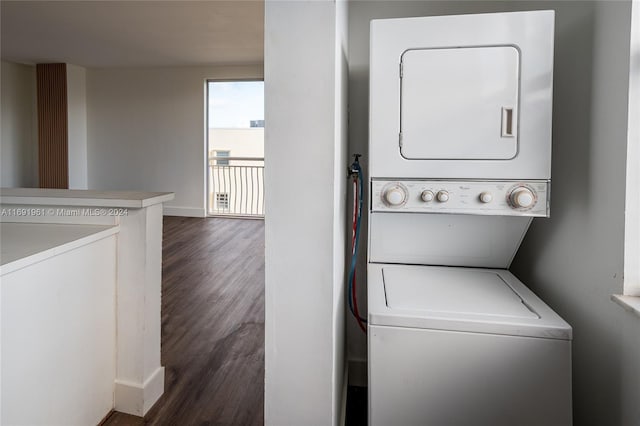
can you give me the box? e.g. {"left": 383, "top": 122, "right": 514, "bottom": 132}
{"left": 163, "top": 206, "right": 206, "bottom": 218}
{"left": 348, "top": 359, "right": 367, "bottom": 387}
{"left": 114, "top": 366, "right": 165, "bottom": 416}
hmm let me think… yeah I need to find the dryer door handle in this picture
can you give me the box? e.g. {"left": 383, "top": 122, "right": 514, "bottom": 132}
{"left": 501, "top": 107, "right": 514, "bottom": 138}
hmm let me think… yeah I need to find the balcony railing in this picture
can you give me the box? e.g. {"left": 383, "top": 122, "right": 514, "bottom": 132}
{"left": 208, "top": 157, "right": 265, "bottom": 218}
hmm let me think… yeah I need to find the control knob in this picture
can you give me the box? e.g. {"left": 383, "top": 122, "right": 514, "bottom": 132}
{"left": 479, "top": 192, "right": 493, "bottom": 203}
{"left": 509, "top": 187, "right": 536, "bottom": 209}
{"left": 436, "top": 190, "right": 449, "bottom": 203}
{"left": 421, "top": 190, "right": 434, "bottom": 202}
{"left": 383, "top": 185, "right": 408, "bottom": 207}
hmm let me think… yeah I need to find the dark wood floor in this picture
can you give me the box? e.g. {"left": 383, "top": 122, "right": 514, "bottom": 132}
{"left": 104, "top": 216, "right": 265, "bottom": 426}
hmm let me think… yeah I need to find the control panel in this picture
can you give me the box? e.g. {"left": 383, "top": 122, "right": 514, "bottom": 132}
{"left": 371, "top": 179, "right": 550, "bottom": 217}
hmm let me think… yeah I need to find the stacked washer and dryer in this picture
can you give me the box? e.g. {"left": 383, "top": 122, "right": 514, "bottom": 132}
{"left": 367, "top": 11, "right": 572, "bottom": 426}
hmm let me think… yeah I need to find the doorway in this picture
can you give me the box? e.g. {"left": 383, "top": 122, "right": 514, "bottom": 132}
{"left": 207, "top": 81, "right": 265, "bottom": 218}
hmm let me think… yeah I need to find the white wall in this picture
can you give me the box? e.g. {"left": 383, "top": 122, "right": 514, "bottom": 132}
{"left": 0, "top": 61, "right": 37, "bottom": 188}
{"left": 67, "top": 64, "right": 88, "bottom": 189}
{"left": 86, "top": 65, "right": 263, "bottom": 217}
{"left": 511, "top": 2, "right": 640, "bottom": 425}
{"left": 1, "top": 61, "right": 89, "bottom": 190}
{"left": 2, "top": 234, "right": 116, "bottom": 425}
{"left": 264, "top": 1, "right": 348, "bottom": 425}
{"left": 348, "top": 1, "right": 640, "bottom": 424}
{"left": 333, "top": 0, "right": 349, "bottom": 420}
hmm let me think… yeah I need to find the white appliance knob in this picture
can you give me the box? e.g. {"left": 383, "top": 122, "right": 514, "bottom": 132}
{"left": 510, "top": 187, "right": 536, "bottom": 208}
{"left": 384, "top": 187, "right": 407, "bottom": 206}
{"left": 479, "top": 192, "right": 493, "bottom": 203}
{"left": 436, "top": 190, "right": 449, "bottom": 202}
{"left": 421, "top": 190, "right": 434, "bottom": 202}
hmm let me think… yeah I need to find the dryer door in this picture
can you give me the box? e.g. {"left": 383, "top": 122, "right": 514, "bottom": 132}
{"left": 400, "top": 46, "right": 520, "bottom": 160}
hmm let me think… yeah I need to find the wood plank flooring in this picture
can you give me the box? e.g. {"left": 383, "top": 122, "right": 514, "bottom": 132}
{"left": 104, "top": 216, "right": 265, "bottom": 426}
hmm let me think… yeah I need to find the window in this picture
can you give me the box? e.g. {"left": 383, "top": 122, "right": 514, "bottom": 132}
{"left": 216, "top": 193, "right": 230, "bottom": 210}
{"left": 206, "top": 80, "right": 265, "bottom": 217}
{"left": 613, "top": 1, "right": 640, "bottom": 316}
{"left": 215, "top": 150, "right": 230, "bottom": 166}
{"left": 623, "top": 1, "right": 640, "bottom": 297}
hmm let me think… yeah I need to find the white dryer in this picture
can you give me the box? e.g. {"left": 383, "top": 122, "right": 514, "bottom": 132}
{"left": 366, "top": 10, "right": 573, "bottom": 426}
{"left": 369, "top": 10, "right": 555, "bottom": 180}
{"left": 368, "top": 264, "right": 572, "bottom": 426}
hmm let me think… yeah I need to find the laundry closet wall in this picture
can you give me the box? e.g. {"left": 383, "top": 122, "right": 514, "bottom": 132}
{"left": 347, "top": 1, "right": 639, "bottom": 424}
{"left": 510, "top": 2, "right": 639, "bottom": 425}
{"left": 264, "top": 1, "right": 349, "bottom": 425}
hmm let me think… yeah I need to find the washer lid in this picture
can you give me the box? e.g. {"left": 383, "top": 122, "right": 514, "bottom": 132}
{"left": 383, "top": 268, "right": 538, "bottom": 319}
{"left": 368, "top": 264, "right": 572, "bottom": 340}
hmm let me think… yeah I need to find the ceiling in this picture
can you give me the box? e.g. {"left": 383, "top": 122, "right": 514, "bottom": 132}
{"left": 0, "top": 0, "right": 264, "bottom": 68}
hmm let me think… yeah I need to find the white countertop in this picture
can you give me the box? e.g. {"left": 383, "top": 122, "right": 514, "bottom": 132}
{"left": 0, "top": 188, "right": 174, "bottom": 208}
{"left": 0, "top": 223, "right": 120, "bottom": 275}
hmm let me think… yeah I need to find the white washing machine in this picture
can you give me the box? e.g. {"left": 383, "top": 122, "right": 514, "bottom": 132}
{"left": 367, "top": 10, "right": 573, "bottom": 426}
{"left": 368, "top": 264, "right": 572, "bottom": 426}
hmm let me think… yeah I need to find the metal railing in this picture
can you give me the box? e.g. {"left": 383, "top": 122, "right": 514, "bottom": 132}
{"left": 208, "top": 157, "right": 265, "bottom": 218}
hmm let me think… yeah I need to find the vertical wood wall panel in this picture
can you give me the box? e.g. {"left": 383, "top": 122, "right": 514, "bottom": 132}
{"left": 37, "top": 63, "right": 68, "bottom": 188}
